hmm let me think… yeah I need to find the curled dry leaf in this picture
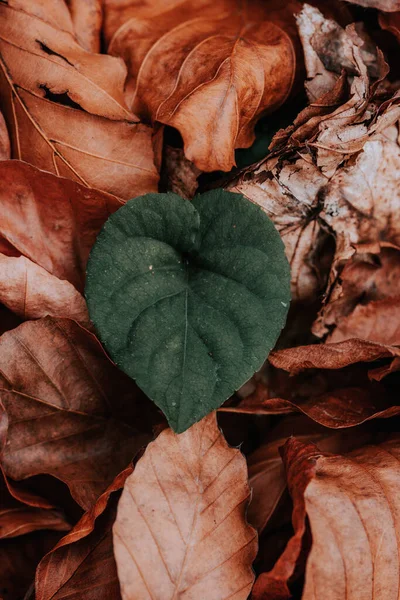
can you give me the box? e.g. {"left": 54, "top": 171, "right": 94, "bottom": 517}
{"left": 113, "top": 412, "right": 257, "bottom": 600}
{"left": 225, "top": 381, "right": 400, "bottom": 429}
{"left": 0, "top": 161, "right": 121, "bottom": 292}
{"left": 379, "top": 11, "right": 400, "bottom": 42}
{"left": 247, "top": 416, "right": 373, "bottom": 534}
{"left": 253, "top": 435, "right": 400, "bottom": 599}
{"left": 35, "top": 466, "right": 132, "bottom": 600}
{"left": 105, "top": 0, "right": 297, "bottom": 171}
{"left": 0, "top": 317, "right": 153, "bottom": 510}
{"left": 270, "top": 338, "right": 400, "bottom": 374}
{"left": 0, "top": 0, "right": 158, "bottom": 199}
{"left": 162, "top": 146, "right": 201, "bottom": 200}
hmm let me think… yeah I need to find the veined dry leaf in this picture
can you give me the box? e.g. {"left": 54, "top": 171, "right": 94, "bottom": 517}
{"left": 253, "top": 435, "right": 400, "bottom": 599}
{"left": 0, "top": 254, "right": 88, "bottom": 322}
{"left": 68, "top": 0, "right": 102, "bottom": 53}
{"left": 0, "top": 317, "right": 154, "bottom": 510}
{"left": 113, "top": 412, "right": 257, "bottom": 600}
{"left": 0, "top": 161, "right": 121, "bottom": 292}
{"left": 35, "top": 466, "right": 131, "bottom": 600}
{"left": 105, "top": 0, "right": 297, "bottom": 171}
{"left": 0, "top": 0, "right": 158, "bottom": 199}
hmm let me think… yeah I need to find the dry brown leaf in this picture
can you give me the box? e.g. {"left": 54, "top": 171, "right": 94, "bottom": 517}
{"left": 252, "top": 435, "right": 400, "bottom": 599}
{"left": 0, "top": 109, "right": 10, "bottom": 160}
{"left": 35, "top": 466, "right": 131, "bottom": 600}
{"left": 314, "top": 245, "right": 400, "bottom": 339}
{"left": 162, "top": 146, "right": 201, "bottom": 200}
{"left": 0, "top": 161, "right": 121, "bottom": 292}
{"left": 0, "top": 317, "right": 154, "bottom": 510}
{"left": 0, "top": 254, "right": 88, "bottom": 322}
{"left": 105, "top": 0, "right": 297, "bottom": 171}
{"left": 68, "top": 0, "right": 103, "bottom": 53}
{"left": 247, "top": 417, "right": 372, "bottom": 534}
{"left": 329, "top": 297, "right": 400, "bottom": 344}
{"left": 225, "top": 382, "right": 400, "bottom": 428}
{"left": 113, "top": 412, "right": 257, "bottom": 600}
{"left": 0, "top": 0, "right": 158, "bottom": 199}
{"left": 380, "top": 11, "right": 400, "bottom": 42}
{"left": 270, "top": 338, "right": 400, "bottom": 374}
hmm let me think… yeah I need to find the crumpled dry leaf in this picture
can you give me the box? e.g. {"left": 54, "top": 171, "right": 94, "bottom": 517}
{"left": 0, "top": 317, "right": 154, "bottom": 510}
{"left": 0, "top": 0, "right": 158, "bottom": 199}
{"left": 253, "top": 435, "right": 400, "bottom": 599}
{"left": 35, "top": 466, "right": 131, "bottom": 600}
{"left": 68, "top": 0, "right": 102, "bottom": 53}
{"left": 0, "top": 254, "right": 88, "bottom": 322}
{"left": 230, "top": 6, "right": 400, "bottom": 312}
{"left": 105, "top": 0, "right": 297, "bottom": 171}
{"left": 315, "top": 244, "right": 400, "bottom": 339}
{"left": 113, "top": 412, "right": 257, "bottom": 600}
{"left": 0, "top": 161, "right": 121, "bottom": 292}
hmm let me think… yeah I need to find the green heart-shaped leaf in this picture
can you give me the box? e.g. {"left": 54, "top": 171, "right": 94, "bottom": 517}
{"left": 85, "top": 190, "right": 290, "bottom": 432}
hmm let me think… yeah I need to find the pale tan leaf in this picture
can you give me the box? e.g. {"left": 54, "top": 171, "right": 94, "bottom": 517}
{"left": 113, "top": 412, "right": 257, "bottom": 600}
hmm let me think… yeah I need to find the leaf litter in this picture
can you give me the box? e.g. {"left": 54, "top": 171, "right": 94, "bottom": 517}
{"left": 0, "top": 0, "right": 399, "bottom": 599}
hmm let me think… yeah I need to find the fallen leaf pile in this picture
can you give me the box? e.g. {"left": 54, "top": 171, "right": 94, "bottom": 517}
{"left": 0, "top": 0, "right": 399, "bottom": 599}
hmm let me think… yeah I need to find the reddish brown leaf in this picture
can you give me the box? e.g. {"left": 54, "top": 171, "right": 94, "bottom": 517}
{"left": 0, "top": 109, "right": 10, "bottom": 160}
{"left": 225, "top": 383, "right": 400, "bottom": 429}
{"left": 105, "top": 0, "right": 297, "bottom": 171}
{"left": 253, "top": 435, "right": 400, "bottom": 599}
{"left": 0, "top": 161, "right": 121, "bottom": 292}
{"left": 0, "top": 317, "right": 155, "bottom": 510}
{"left": 0, "top": 530, "right": 63, "bottom": 600}
{"left": 0, "top": 0, "right": 158, "bottom": 199}
{"left": 35, "top": 466, "right": 131, "bottom": 600}
{"left": 270, "top": 338, "right": 400, "bottom": 374}
{"left": 247, "top": 417, "right": 372, "bottom": 534}
{"left": 380, "top": 11, "right": 400, "bottom": 41}
{"left": 113, "top": 412, "right": 257, "bottom": 600}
